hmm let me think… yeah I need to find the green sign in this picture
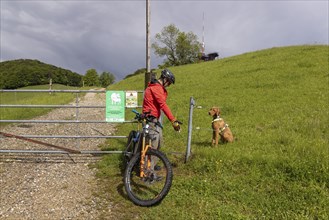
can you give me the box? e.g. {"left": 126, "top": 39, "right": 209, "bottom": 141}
{"left": 106, "top": 91, "right": 125, "bottom": 122}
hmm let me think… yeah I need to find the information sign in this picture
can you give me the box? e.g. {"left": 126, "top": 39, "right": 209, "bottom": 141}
{"left": 106, "top": 91, "right": 125, "bottom": 122}
{"left": 125, "top": 91, "right": 138, "bottom": 108}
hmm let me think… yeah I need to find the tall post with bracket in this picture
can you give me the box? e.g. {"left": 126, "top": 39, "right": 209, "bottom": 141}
{"left": 185, "top": 97, "right": 195, "bottom": 163}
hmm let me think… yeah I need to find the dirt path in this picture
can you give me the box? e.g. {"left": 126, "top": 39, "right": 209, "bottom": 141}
{"left": 0, "top": 90, "right": 115, "bottom": 219}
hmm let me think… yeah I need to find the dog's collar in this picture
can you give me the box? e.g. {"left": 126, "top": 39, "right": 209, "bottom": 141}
{"left": 212, "top": 116, "right": 223, "bottom": 123}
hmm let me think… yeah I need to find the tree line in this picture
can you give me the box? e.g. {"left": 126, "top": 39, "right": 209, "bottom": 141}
{"left": 0, "top": 59, "right": 115, "bottom": 89}
{"left": 0, "top": 59, "right": 82, "bottom": 89}
{"left": 82, "top": 69, "right": 115, "bottom": 87}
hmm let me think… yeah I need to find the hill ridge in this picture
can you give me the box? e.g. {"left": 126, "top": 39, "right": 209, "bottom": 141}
{"left": 0, "top": 59, "right": 82, "bottom": 89}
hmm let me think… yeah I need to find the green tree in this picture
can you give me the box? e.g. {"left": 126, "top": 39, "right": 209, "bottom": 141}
{"left": 176, "top": 32, "right": 201, "bottom": 65}
{"left": 83, "top": 69, "right": 99, "bottom": 86}
{"left": 152, "top": 24, "right": 201, "bottom": 67}
{"left": 99, "top": 71, "right": 115, "bottom": 88}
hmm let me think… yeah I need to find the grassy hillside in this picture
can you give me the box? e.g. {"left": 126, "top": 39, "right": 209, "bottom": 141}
{"left": 95, "top": 45, "right": 329, "bottom": 219}
{"left": 0, "top": 59, "right": 82, "bottom": 89}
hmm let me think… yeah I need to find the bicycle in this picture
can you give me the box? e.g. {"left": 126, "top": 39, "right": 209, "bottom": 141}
{"left": 123, "top": 110, "right": 173, "bottom": 207}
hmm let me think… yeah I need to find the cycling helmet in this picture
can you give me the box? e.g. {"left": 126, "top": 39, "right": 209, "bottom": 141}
{"left": 160, "top": 69, "right": 175, "bottom": 84}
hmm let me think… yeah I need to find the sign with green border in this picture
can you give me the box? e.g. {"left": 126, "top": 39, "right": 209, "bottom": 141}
{"left": 106, "top": 91, "right": 125, "bottom": 122}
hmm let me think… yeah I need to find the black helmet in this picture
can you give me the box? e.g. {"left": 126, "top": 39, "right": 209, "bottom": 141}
{"left": 160, "top": 69, "right": 175, "bottom": 84}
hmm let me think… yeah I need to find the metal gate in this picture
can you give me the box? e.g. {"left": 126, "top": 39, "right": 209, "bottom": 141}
{"left": 0, "top": 89, "right": 144, "bottom": 155}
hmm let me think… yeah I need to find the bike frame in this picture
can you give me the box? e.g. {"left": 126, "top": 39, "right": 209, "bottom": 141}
{"left": 139, "top": 119, "right": 152, "bottom": 178}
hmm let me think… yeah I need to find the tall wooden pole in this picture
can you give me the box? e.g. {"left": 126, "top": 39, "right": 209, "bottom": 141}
{"left": 145, "top": 0, "right": 151, "bottom": 89}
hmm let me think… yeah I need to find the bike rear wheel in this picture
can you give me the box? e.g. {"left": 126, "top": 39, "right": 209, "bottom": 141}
{"left": 124, "top": 149, "right": 173, "bottom": 207}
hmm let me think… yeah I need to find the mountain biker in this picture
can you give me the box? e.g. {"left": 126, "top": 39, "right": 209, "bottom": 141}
{"left": 142, "top": 69, "right": 181, "bottom": 152}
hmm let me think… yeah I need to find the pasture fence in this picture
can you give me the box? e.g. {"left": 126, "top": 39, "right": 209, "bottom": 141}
{"left": 0, "top": 90, "right": 194, "bottom": 162}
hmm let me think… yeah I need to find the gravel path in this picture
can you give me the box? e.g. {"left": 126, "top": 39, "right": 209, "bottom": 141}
{"left": 0, "top": 90, "right": 115, "bottom": 219}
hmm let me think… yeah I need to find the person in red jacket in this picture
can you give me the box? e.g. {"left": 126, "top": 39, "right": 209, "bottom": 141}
{"left": 142, "top": 69, "right": 181, "bottom": 151}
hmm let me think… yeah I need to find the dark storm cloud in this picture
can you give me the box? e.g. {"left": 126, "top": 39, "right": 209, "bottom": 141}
{"left": 1, "top": 0, "right": 147, "bottom": 79}
{"left": 1, "top": 0, "right": 328, "bottom": 80}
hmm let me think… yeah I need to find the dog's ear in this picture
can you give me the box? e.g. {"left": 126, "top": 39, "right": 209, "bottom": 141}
{"left": 213, "top": 107, "right": 219, "bottom": 116}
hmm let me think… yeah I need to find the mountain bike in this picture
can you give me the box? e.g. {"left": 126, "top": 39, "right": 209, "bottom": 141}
{"left": 123, "top": 110, "right": 173, "bottom": 207}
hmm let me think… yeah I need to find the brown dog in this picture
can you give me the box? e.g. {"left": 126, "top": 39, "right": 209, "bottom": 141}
{"left": 208, "top": 107, "right": 234, "bottom": 146}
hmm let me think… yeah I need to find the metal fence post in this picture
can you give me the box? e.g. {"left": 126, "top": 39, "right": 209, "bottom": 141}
{"left": 185, "top": 97, "right": 195, "bottom": 163}
{"left": 75, "top": 92, "right": 80, "bottom": 150}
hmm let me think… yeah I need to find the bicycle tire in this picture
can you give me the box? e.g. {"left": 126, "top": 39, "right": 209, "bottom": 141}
{"left": 124, "top": 149, "right": 173, "bottom": 207}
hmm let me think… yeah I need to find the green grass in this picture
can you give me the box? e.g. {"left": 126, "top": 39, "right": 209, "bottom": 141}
{"left": 96, "top": 45, "right": 329, "bottom": 219}
{"left": 0, "top": 84, "right": 93, "bottom": 126}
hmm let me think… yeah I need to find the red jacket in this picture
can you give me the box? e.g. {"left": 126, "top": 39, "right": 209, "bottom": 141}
{"left": 142, "top": 80, "right": 175, "bottom": 122}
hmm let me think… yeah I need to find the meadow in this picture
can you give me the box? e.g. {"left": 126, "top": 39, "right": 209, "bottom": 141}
{"left": 95, "top": 45, "right": 329, "bottom": 219}
{"left": 1, "top": 45, "right": 327, "bottom": 219}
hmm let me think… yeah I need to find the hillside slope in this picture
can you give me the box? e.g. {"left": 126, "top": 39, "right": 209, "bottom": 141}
{"left": 0, "top": 59, "right": 82, "bottom": 89}
{"left": 100, "top": 45, "right": 329, "bottom": 219}
{"left": 110, "top": 45, "right": 328, "bottom": 144}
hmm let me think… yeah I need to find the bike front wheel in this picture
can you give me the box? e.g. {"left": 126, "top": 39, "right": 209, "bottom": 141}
{"left": 124, "top": 149, "right": 173, "bottom": 207}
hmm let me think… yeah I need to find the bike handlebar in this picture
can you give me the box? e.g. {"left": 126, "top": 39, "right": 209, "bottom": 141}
{"left": 132, "top": 110, "right": 153, "bottom": 123}
{"left": 132, "top": 110, "right": 163, "bottom": 129}
{"left": 132, "top": 110, "right": 182, "bottom": 129}
{"left": 132, "top": 109, "right": 139, "bottom": 115}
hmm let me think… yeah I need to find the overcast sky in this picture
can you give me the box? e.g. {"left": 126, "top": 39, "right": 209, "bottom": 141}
{"left": 1, "top": 0, "right": 328, "bottom": 80}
